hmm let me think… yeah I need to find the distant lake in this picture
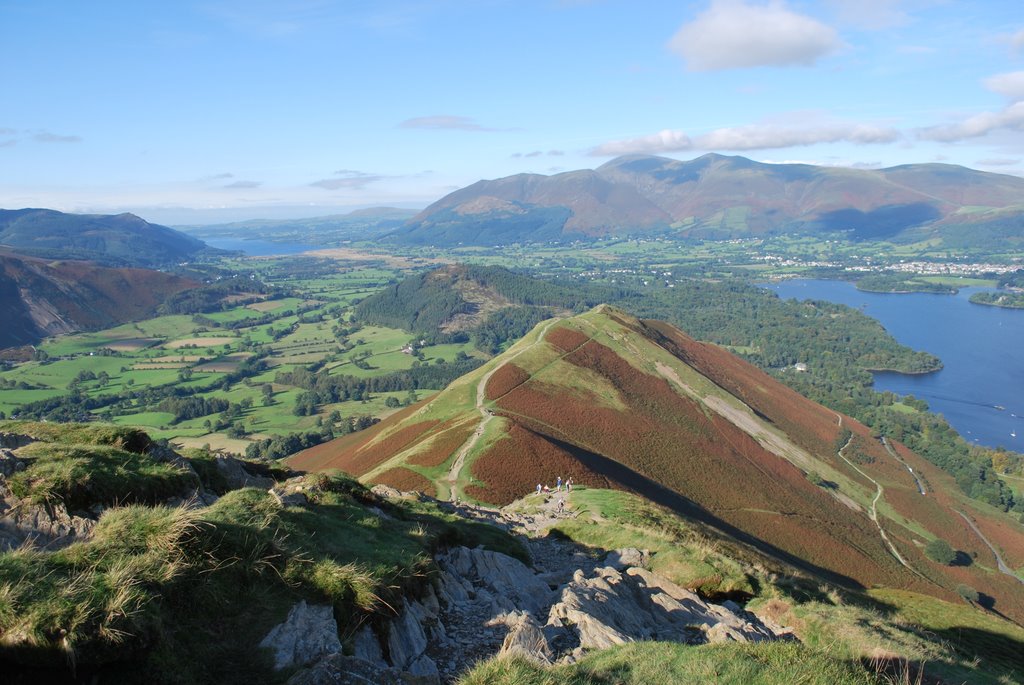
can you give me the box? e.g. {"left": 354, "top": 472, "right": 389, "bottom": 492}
{"left": 204, "top": 237, "right": 317, "bottom": 256}
{"left": 764, "top": 279, "right": 1024, "bottom": 451}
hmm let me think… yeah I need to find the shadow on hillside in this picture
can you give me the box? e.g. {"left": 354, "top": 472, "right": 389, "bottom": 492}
{"left": 952, "top": 550, "right": 973, "bottom": 567}
{"left": 539, "top": 433, "right": 866, "bottom": 590}
{"left": 924, "top": 625, "right": 1024, "bottom": 678}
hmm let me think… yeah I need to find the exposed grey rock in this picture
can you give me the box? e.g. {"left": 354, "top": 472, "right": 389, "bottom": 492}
{"left": 0, "top": 449, "right": 25, "bottom": 478}
{"left": 215, "top": 455, "right": 274, "bottom": 491}
{"left": 350, "top": 625, "right": 387, "bottom": 669}
{"left": 407, "top": 654, "right": 440, "bottom": 682}
{"left": 367, "top": 505, "right": 394, "bottom": 520}
{"left": 545, "top": 565, "right": 779, "bottom": 652}
{"left": 437, "top": 546, "right": 553, "bottom": 616}
{"left": 287, "top": 655, "right": 437, "bottom": 685}
{"left": 270, "top": 478, "right": 310, "bottom": 507}
{"left": 499, "top": 611, "right": 553, "bottom": 664}
{"left": 387, "top": 598, "right": 430, "bottom": 671}
{"left": 146, "top": 442, "right": 194, "bottom": 471}
{"left": 371, "top": 484, "right": 403, "bottom": 500}
{"left": 604, "top": 547, "right": 650, "bottom": 570}
{"left": 0, "top": 481, "right": 96, "bottom": 552}
{"left": 0, "top": 433, "right": 33, "bottom": 450}
{"left": 260, "top": 601, "right": 341, "bottom": 670}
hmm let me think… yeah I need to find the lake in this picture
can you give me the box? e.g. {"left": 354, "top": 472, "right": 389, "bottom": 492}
{"left": 764, "top": 279, "right": 1024, "bottom": 451}
{"left": 204, "top": 237, "right": 318, "bottom": 256}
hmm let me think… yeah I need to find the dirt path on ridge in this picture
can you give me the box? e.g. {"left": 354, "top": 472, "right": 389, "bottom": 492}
{"left": 835, "top": 414, "right": 911, "bottom": 569}
{"left": 445, "top": 319, "right": 561, "bottom": 500}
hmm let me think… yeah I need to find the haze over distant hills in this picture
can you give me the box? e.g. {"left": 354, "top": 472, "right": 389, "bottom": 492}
{"left": 0, "top": 208, "right": 208, "bottom": 267}
{"left": 176, "top": 206, "right": 417, "bottom": 245}
{"left": 389, "top": 154, "right": 1024, "bottom": 247}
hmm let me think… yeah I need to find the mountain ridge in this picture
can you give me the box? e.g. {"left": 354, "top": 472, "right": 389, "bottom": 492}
{"left": 291, "top": 306, "right": 1024, "bottom": 623}
{"left": 390, "top": 153, "right": 1024, "bottom": 245}
{"left": 0, "top": 208, "right": 209, "bottom": 267}
{"left": 0, "top": 249, "right": 198, "bottom": 348}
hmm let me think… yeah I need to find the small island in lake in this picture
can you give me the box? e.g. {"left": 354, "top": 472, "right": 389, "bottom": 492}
{"left": 855, "top": 273, "right": 957, "bottom": 294}
{"left": 969, "top": 291, "right": 1024, "bottom": 309}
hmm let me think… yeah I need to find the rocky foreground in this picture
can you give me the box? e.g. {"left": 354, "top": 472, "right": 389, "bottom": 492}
{"left": 0, "top": 432, "right": 791, "bottom": 685}
{"left": 265, "top": 485, "right": 793, "bottom": 685}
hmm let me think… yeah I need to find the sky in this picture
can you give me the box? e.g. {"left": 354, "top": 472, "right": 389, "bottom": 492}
{"left": 3, "top": 0, "right": 1024, "bottom": 225}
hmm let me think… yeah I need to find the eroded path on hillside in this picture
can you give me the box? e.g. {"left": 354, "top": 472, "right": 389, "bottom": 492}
{"left": 444, "top": 318, "right": 561, "bottom": 499}
{"left": 882, "top": 437, "right": 926, "bottom": 495}
{"left": 956, "top": 510, "right": 1024, "bottom": 584}
{"left": 834, "top": 414, "right": 911, "bottom": 569}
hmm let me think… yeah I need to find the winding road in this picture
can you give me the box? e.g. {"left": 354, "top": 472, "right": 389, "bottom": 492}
{"left": 956, "top": 510, "right": 1024, "bottom": 585}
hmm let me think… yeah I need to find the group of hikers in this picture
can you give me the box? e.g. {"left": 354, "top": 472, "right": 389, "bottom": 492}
{"left": 535, "top": 476, "right": 574, "bottom": 513}
{"left": 535, "top": 475, "right": 574, "bottom": 495}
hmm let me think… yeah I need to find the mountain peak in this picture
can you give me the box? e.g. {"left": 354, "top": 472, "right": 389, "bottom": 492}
{"left": 390, "top": 154, "right": 1024, "bottom": 246}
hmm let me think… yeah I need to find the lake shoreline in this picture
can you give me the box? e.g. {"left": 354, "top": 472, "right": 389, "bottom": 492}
{"left": 764, "top": 279, "right": 1023, "bottom": 451}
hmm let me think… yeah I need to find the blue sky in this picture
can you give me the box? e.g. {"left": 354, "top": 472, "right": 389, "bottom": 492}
{"left": 3, "top": 0, "right": 1024, "bottom": 224}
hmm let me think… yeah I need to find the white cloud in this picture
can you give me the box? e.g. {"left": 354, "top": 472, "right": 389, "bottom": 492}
{"left": 668, "top": 0, "right": 842, "bottom": 71}
{"left": 983, "top": 71, "right": 1024, "bottom": 102}
{"left": 310, "top": 169, "right": 383, "bottom": 190}
{"left": 590, "top": 130, "right": 693, "bottom": 156}
{"left": 222, "top": 180, "right": 262, "bottom": 189}
{"left": 698, "top": 123, "right": 899, "bottom": 149}
{"left": 511, "top": 150, "right": 566, "bottom": 158}
{"left": 32, "top": 131, "right": 82, "bottom": 143}
{"left": 918, "top": 102, "right": 1024, "bottom": 142}
{"left": 589, "top": 121, "right": 899, "bottom": 156}
{"left": 1013, "top": 28, "right": 1024, "bottom": 52}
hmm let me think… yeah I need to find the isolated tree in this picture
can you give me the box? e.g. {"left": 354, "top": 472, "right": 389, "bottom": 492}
{"left": 956, "top": 584, "right": 979, "bottom": 603}
{"left": 925, "top": 538, "right": 956, "bottom": 565}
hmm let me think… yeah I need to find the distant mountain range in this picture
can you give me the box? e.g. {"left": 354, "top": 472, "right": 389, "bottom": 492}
{"left": 0, "top": 208, "right": 209, "bottom": 267}
{"left": 389, "top": 154, "right": 1024, "bottom": 246}
{"left": 177, "top": 207, "right": 418, "bottom": 246}
{"left": 0, "top": 249, "right": 197, "bottom": 348}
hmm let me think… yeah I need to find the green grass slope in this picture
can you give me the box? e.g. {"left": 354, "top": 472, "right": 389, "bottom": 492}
{"left": 0, "top": 421, "right": 523, "bottom": 683}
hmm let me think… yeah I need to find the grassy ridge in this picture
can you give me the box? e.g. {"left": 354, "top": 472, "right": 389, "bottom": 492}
{"left": 0, "top": 422, "right": 524, "bottom": 683}
{"left": 458, "top": 643, "right": 888, "bottom": 685}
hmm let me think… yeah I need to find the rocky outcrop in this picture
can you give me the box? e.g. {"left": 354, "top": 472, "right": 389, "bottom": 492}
{"left": 544, "top": 565, "right": 778, "bottom": 652}
{"left": 604, "top": 547, "right": 649, "bottom": 570}
{"left": 214, "top": 454, "right": 275, "bottom": 491}
{"left": 0, "top": 481, "right": 96, "bottom": 551}
{"left": 269, "top": 477, "right": 310, "bottom": 507}
{"left": 499, "top": 611, "right": 553, "bottom": 664}
{"left": 436, "top": 546, "right": 553, "bottom": 616}
{"left": 0, "top": 433, "right": 33, "bottom": 450}
{"left": 260, "top": 601, "right": 342, "bottom": 670}
{"left": 0, "top": 448, "right": 25, "bottom": 478}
